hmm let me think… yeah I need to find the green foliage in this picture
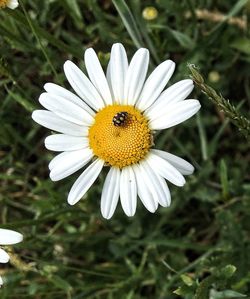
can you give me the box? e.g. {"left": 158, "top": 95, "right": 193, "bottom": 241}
{"left": 0, "top": 0, "right": 250, "bottom": 298}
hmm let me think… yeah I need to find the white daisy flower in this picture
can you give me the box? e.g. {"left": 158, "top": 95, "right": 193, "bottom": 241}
{"left": 32, "top": 43, "right": 201, "bottom": 219}
{"left": 0, "top": 0, "right": 19, "bottom": 9}
{"left": 0, "top": 228, "right": 23, "bottom": 287}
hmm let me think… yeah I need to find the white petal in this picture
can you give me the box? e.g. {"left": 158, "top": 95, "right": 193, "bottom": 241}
{"left": 44, "top": 83, "right": 95, "bottom": 116}
{"left": 124, "top": 48, "right": 149, "bottom": 105}
{"left": 141, "top": 160, "right": 171, "bottom": 207}
{"left": 7, "top": 0, "right": 19, "bottom": 9}
{"left": 32, "top": 110, "right": 88, "bottom": 136}
{"left": 0, "top": 229, "right": 23, "bottom": 245}
{"left": 109, "top": 43, "right": 128, "bottom": 104}
{"left": 64, "top": 60, "right": 105, "bottom": 111}
{"left": 145, "top": 79, "right": 194, "bottom": 120}
{"left": 49, "top": 149, "right": 93, "bottom": 181}
{"left": 136, "top": 60, "right": 175, "bottom": 110}
{"left": 0, "top": 275, "right": 3, "bottom": 286}
{"left": 39, "top": 93, "right": 94, "bottom": 126}
{"left": 120, "top": 166, "right": 137, "bottom": 217}
{"left": 84, "top": 48, "right": 113, "bottom": 105}
{"left": 101, "top": 167, "right": 120, "bottom": 219}
{"left": 132, "top": 164, "right": 158, "bottom": 213}
{"left": 68, "top": 159, "right": 104, "bottom": 205}
{"left": 0, "top": 249, "right": 9, "bottom": 263}
{"left": 151, "top": 149, "right": 194, "bottom": 175}
{"left": 147, "top": 152, "right": 186, "bottom": 186}
{"left": 149, "top": 100, "right": 201, "bottom": 130}
{"left": 106, "top": 62, "right": 114, "bottom": 101}
{"left": 45, "top": 134, "right": 89, "bottom": 152}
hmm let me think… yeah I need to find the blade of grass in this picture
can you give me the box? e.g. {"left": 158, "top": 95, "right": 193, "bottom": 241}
{"left": 6, "top": 9, "right": 83, "bottom": 59}
{"left": 196, "top": 112, "right": 208, "bottom": 161}
{"left": 19, "top": 0, "right": 59, "bottom": 82}
{"left": 112, "top": 0, "right": 144, "bottom": 48}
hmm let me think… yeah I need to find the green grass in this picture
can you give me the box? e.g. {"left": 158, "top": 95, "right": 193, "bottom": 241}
{"left": 0, "top": 0, "right": 250, "bottom": 298}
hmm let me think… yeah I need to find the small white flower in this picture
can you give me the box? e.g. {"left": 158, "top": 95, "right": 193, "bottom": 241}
{"left": 0, "top": 229, "right": 23, "bottom": 264}
{"left": 0, "top": 228, "right": 23, "bottom": 287}
{"left": 32, "top": 43, "right": 201, "bottom": 219}
{"left": 0, "top": 0, "right": 19, "bottom": 9}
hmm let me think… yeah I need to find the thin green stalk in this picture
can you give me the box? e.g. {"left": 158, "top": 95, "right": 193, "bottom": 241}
{"left": 189, "top": 64, "right": 250, "bottom": 139}
{"left": 19, "top": 0, "right": 59, "bottom": 82}
{"left": 196, "top": 112, "right": 208, "bottom": 161}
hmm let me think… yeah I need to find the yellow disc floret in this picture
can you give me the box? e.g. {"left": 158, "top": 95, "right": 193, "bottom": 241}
{"left": 89, "top": 105, "right": 152, "bottom": 168}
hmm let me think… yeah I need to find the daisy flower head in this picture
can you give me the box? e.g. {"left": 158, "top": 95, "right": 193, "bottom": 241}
{"left": 0, "top": 228, "right": 23, "bottom": 287}
{"left": 32, "top": 43, "right": 201, "bottom": 219}
{"left": 0, "top": 0, "right": 18, "bottom": 9}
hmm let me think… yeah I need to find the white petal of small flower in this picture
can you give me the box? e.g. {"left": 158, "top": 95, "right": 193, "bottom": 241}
{"left": 145, "top": 79, "right": 194, "bottom": 120}
{"left": 109, "top": 43, "right": 128, "bottom": 104}
{"left": 0, "top": 249, "right": 10, "bottom": 263}
{"left": 132, "top": 164, "right": 158, "bottom": 213}
{"left": 149, "top": 99, "right": 201, "bottom": 130}
{"left": 84, "top": 48, "right": 113, "bottom": 105}
{"left": 120, "top": 166, "right": 137, "bottom": 217}
{"left": 64, "top": 60, "right": 105, "bottom": 111}
{"left": 0, "top": 229, "right": 23, "bottom": 245}
{"left": 136, "top": 60, "right": 175, "bottom": 110}
{"left": 44, "top": 83, "right": 95, "bottom": 116}
{"left": 49, "top": 149, "right": 93, "bottom": 181}
{"left": 151, "top": 149, "right": 194, "bottom": 175}
{"left": 147, "top": 152, "right": 186, "bottom": 186}
{"left": 45, "top": 134, "right": 89, "bottom": 152}
{"left": 68, "top": 159, "right": 104, "bottom": 205}
{"left": 124, "top": 48, "right": 149, "bottom": 105}
{"left": 32, "top": 110, "right": 89, "bottom": 136}
{"left": 0, "top": 275, "right": 3, "bottom": 287}
{"left": 0, "top": 228, "right": 23, "bottom": 264}
{"left": 101, "top": 167, "right": 120, "bottom": 219}
{"left": 6, "top": 0, "right": 19, "bottom": 9}
{"left": 39, "top": 93, "right": 94, "bottom": 126}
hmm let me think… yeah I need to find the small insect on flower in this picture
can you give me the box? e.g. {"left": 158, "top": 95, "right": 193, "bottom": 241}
{"left": 113, "top": 111, "right": 128, "bottom": 126}
{"left": 0, "top": 0, "right": 19, "bottom": 9}
{"left": 32, "top": 43, "right": 201, "bottom": 219}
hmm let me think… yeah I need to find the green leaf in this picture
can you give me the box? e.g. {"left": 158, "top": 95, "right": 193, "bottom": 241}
{"left": 220, "top": 159, "right": 229, "bottom": 199}
{"left": 8, "top": 89, "right": 36, "bottom": 112}
{"left": 48, "top": 275, "right": 72, "bottom": 292}
{"left": 181, "top": 274, "right": 194, "bottom": 286}
{"left": 169, "top": 29, "right": 195, "bottom": 49}
{"left": 62, "top": 0, "right": 84, "bottom": 30}
{"left": 210, "top": 289, "right": 247, "bottom": 298}
{"left": 231, "top": 38, "right": 250, "bottom": 55}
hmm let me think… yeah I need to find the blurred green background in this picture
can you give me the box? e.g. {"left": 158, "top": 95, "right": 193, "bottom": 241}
{"left": 0, "top": 0, "right": 250, "bottom": 298}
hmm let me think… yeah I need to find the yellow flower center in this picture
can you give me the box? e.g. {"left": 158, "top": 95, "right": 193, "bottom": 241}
{"left": 0, "top": 0, "right": 8, "bottom": 8}
{"left": 88, "top": 105, "right": 152, "bottom": 168}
